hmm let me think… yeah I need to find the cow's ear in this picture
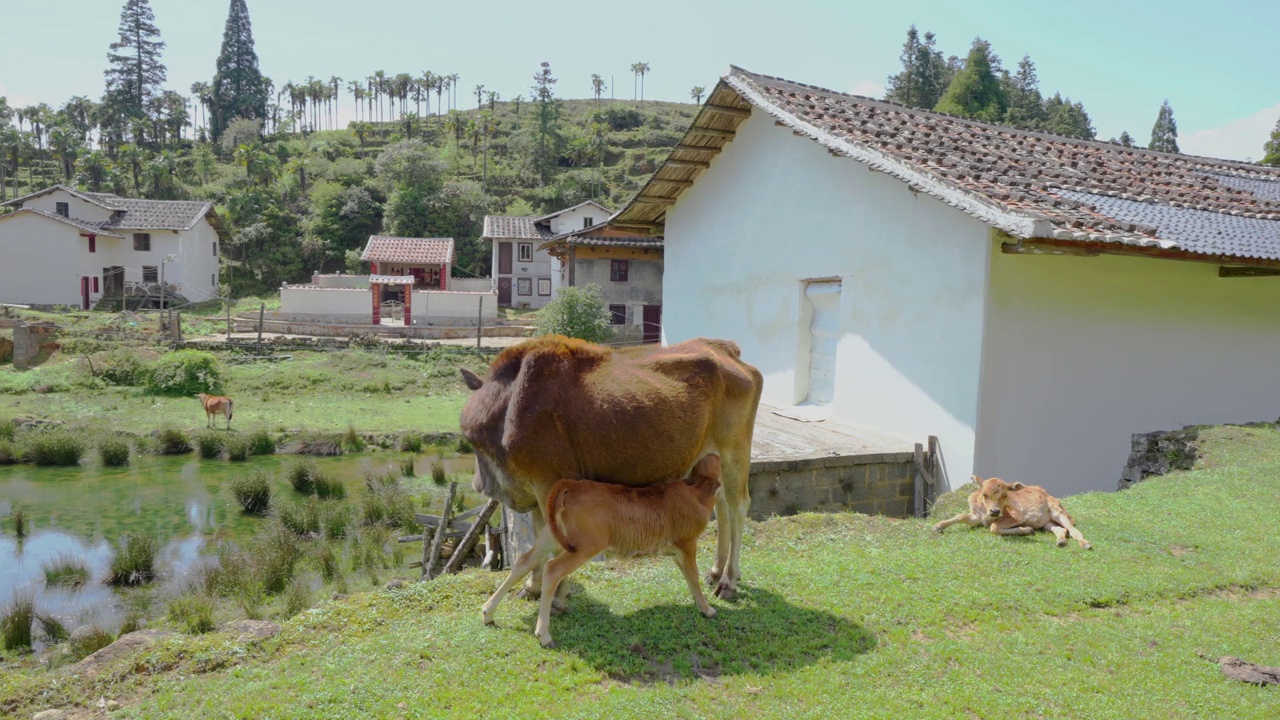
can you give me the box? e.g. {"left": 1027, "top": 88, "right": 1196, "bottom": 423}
{"left": 460, "top": 368, "right": 484, "bottom": 391}
{"left": 971, "top": 475, "right": 983, "bottom": 486}
{"left": 1009, "top": 482, "right": 1025, "bottom": 491}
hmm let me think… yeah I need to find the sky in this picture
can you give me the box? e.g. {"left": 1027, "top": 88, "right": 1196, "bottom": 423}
{"left": 2, "top": 0, "right": 1278, "bottom": 161}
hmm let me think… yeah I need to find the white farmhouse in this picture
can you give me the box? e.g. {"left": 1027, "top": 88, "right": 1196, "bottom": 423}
{"left": 482, "top": 200, "right": 610, "bottom": 308}
{"left": 0, "top": 185, "right": 228, "bottom": 308}
{"left": 610, "top": 66, "right": 1280, "bottom": 497}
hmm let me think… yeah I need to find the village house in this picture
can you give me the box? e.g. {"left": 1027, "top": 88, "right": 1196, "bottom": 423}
{"left": 539, "top": 224, "right": 664, "bottom": 343}
{"left": 0, "top": 185, "right": 228, "bottom": 308}
{"left": 482, "top": 200, "right": 610, "bottom": 308}
{"left": 609, "top": 65, "right": 1280, "bottom": 497}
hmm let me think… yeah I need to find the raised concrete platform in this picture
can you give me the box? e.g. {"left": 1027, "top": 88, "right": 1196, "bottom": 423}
{"left": 748, "top": 407, "right": 918, "bottom": 519}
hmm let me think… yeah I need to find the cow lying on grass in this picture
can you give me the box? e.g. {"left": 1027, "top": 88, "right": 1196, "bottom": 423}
{"left": 933, "top": 476, "right": 1092, "bottom": 549}
{"left": 482, "top": 455, "right": 723, "bottom": 648}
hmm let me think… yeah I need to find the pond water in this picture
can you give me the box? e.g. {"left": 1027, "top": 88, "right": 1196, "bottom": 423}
{"left": 0, "top": 451, "right": 476, "bottom": 631}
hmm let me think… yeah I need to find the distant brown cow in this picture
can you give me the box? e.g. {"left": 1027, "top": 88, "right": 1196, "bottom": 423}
{"left": 933, "top": 476, "right": 1092, "bottom": 549}
{"left": 459, "top": 336, "right": 762, "bottom": 600}
{"left": 196, "top": 393, "right": 233, "bottom": 430}
{"left": 483, "top": 455, "right": 723, "bottom": 648}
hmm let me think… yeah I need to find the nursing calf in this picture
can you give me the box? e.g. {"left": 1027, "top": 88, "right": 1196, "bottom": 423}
{"left": 933, "top": 476, "right": 1091, "bottom": 549}
{"left": 483, "top": 455, "right": 723, "bottom": 648}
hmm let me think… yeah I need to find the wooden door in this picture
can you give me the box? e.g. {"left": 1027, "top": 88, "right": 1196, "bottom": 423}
{"left": 498, "top": 242, "right": 512, "bottom": 274}
{"left": 642, "top": 305, "right": 661, "bottom": 344}
{"left": 497, "top": 277, "right": 512, "bottom": 306}
{"left": 80, "top": 277, "right": 91, "bottom": 310}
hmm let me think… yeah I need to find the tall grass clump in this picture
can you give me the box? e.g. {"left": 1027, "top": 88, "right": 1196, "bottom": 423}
{"left": 20, "top": 429, "right": 87, "bottom": 466}
{"left": 203, "top": 546, "right": 264, "bottom": 620}
{"left": 98, "top": 435, "right": 131, "bottom": 467}
{"left": 360, "top": 472, "right": 416, "bottom": 531}
{"left": 36, "top": 612, "right": 69, "bottom": 643}
{"left": 430, "top": 454, "right": 447, "bottom": 486}
{"left": 288, "top": 431, "right": 344, "bottom": 456}
{"left": 0, "top": 439, "right": 19, "bottom": 464}
{"left": 248, "top": 429, "right": 276, "bottom": 456}
{"left": 0, "top": 418, "right": 15, "bottom": 442}
{"left": 313, "top": 474, "right": 346, "bottom": 500}
{"left": 341, "top": 424, "right": 365, "bottom": 452}
{"left": 252, "top": 521, "right": 301, "bottom": 595}
{"left": 230, "top": 469, "right": 272, "bottom": 514}
{"left": 286, "top": 459, "right": 318, "bottom": 493}
{"left": 154, "top": 427, "right": 192, "bottom": 455}
{"left": 1, "top": 589, "right": 35, "bottom": 651}
{"left": 283, "top": 576, "right": 313, "bottom": 618}
{"left": 277, "top": 498, "right": 321, "bottom": 537}
{"left": 194, "top": 430, "right": 226, "bottom": 459}
{"left": 224, "top": 433, "right": 252, "bottom": 462}
{"left": 455, "top": 436, "right": 473, "bottom": 454}
{"left": 400, "top": 455, "right": 416, "bottom": 478}
{"left": 67, "top": 625, "right": 114, "bottom": 660}
{"left": 399, "top": 432, "right": 424, "bottom": 453}
{"left": 320, "top": 503, "right": 354, "bottom": 540}
{"left": 168, "top": 592, "right": 216, "bottom": 634}
{"left": 108, "top": 532, "right": 158, "bottom": 586}
{"left": 42, "top": 552, "right": 90, "bottom": 587}
{"left": 8, "top": 505, "right": 27, "bottom": 538}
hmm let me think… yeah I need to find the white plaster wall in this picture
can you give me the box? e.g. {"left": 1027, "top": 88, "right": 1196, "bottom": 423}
{"left": 0, "top": 212, "right": 85, "bottom": 305}
{"left": 547, "top": 204, "right": 607, "bottom": 235}
{"left": 20, "top": 190, "right": 112, "bottom": 224}
{"left": 976, "top": 248, "right": 1280, "bottom": 497}
{"left": 491, "top": 237, "right": 553, "bottom": 309}
{"left": 175, "top": 220, "right": 222, "bottom": 301}
{"left": 447, "top": 278, "right": 493, "bottom": 293}
{"left": 314, "top": 274, "right": 370, "bottom": 288}
{"left": 280, "top": 287, "right": 369, "bottom": 315}
{"left": 411, "top": 291, "right": 498, "bottom": 320}
{"left": 663, "top": 112, "right": 992, "bottom": 490}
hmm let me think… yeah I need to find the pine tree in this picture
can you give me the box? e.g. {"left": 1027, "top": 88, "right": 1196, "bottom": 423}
{"left": 1263, "top": 117, "right": 1280, "bottom": 167}
{"left": 528, "top": 61, "right": 563, "bottom": 184}
{"left": 1148, "top": 100, "right": 1179, "bottom": 153}
{"left": 1002, "top": 55, "right": 1045, "bottom": 130}
{"left": 1115, "top": 131, "right": 1135, "bottom": 148}
{"left": 210, "top": 0, "right": 269, "bottom": 141}
{"left": 933, "top": 39, "right": 1006, "bottom": 122}
{"left": 1041, "top": 94, "right": 1095, "bottom": 140}
{"left": 103, "top": 0, "right": 167, "bottom": 137}
{"left": 885, "top": 26, "right": 950, "bottom": 110}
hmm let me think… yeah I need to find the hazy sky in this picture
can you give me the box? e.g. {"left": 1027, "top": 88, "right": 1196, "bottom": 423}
{"left": 2, "top": 0, "right": 1277, "bottom": 160}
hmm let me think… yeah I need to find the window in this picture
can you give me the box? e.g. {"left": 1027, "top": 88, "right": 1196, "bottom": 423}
{"left": 55, "top": 202, "right": 69, "bottom": 218}
{"left": 583, "top": 217, "right": 593, "bottom": 228}
{"left": 610, "top": 259, "right": 629, "bottom": 282}
{"left": 87, "top": 236, "right": 96, "bottom": 253}
{"left": 517, "top": 278, "right": 532, "bottom": 296}
{"left": 212, "top": 241, "right": 218, "bottom": 256}
{"left": 133, "top": 233, "right": 151, "bottom": 251}
{"left": 211, "top": 274, "right": 216, "bottom": 287}
{"left": 537, "top": 278, "right": 551, "bottom": 296}
{"left": 518, "top": 243, "right": 533, "bottom": 262}
{"left": 143, "top": 266, "right": 158, "bottom": 283}
{"left": 609, "top": 304, "right": 627, "bottom": 325}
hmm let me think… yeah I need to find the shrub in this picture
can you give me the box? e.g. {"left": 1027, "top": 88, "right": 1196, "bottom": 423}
{"left": 0, "top": 418, "right": 15, "bottom": 441}
{"left": 168, "top": 593, "right": 216, "bottom": 635}
{"left": 67, "top": 625, "right": 115, "bottom": 660}
{"left": 204, "top": 546, "right": 264, "bottom": 618}
{"left": 0, "top": 439, "right": 19, "bottom": 465}
{"left": 320, "top": 503, "right": 354, "bottom": 540}
{"left": 283, "top": 576, "right": 313, "bottom": 618}
{"left": 1, "top": 589, "right": 35, "bottom": 651}
{"left": 342, "top": 425, "right": 365, "bottom": 452}
{"left": 224, "top": 434, "right": 252, "bottom": 462}
{"left": 430, "top": 456, "right": 447, "bottom": 486}
{"left": 20, "top": 429, "right": 87, "bottom": 466}
{"left": 360, "top": 472, "right": 416, "bottom": 531}
{"left": 98, "top": 349, "right": 150, "bottom": 386}
{"left": 98, "top": 436, "right": 131, "bottom": 467}
{"left": 455, "top": 436, "right": 473, "bottom": 454}
{"left": 286, "top": 459, "right": 318, "bottom": 493}
{"left": 147, "top": 350, "right": 223, "bottom": 395}
{"left": 399, "top": 433, "right": 424, "bottom": 453}
{"left": 154, "top": 427, "right": 192, "bottom": 455}
{"left": 248, "top": 429, "right": 276, "bottom": 456}
{"left": 312, "top": 542, "right": 342, "bottom": 582}
{"left": 400, "top": 455, "right": 416, "bottom": 478}
{"left": 230, "top": 470, "right": 272, "bottom": 514}
{"left": 312, "top": 474, "right": 346, "bottom": 500}
{"left": 194, "top": 431, "right": 226, "bottom": 459}
{"left": 252, "top": 521, "right": 301, "bottom": 595}
{"left": 533, "top": 284, "right": 614, "bottom": 343}
{"left": 42, "top": 552, "right": 90, "bottom": 587}
{"left": 108, "top": 532, "right": 158, "bottom": 586}
{"left": 278, "top": 498, "right": 321, "bottom": 537}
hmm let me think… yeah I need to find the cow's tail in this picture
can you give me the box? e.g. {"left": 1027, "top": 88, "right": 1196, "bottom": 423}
{"left": 226, "top": 398, "right": 234, "bottom": 422}
{"left": 546, "top": 484, "right": 576, "bottom": 553}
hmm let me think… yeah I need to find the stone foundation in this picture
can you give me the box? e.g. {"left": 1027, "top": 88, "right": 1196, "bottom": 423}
{"left": 749, "top": 452, "right": 916, "bottom": 519}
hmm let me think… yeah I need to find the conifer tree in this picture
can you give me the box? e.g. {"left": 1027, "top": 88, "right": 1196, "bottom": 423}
{"left": 102, "top": 0, "right": 167, "bottom": 142}
{"left": 1115, "top": 131, "right": 1135, "bottom": 148}
{"left": 1041, "top": 94, "right": 1095, "bottom": 140}
{"left": 1262, "top": 118, "right": 1280, "bottom": 167}
{"left": 1148, "top": 100, "right": 1179, "bottom": 153}
{"left": 885, "top": 26, "right": 950, "bottom": 110}
{"left": 933, "top": 39, "right": 1006, "bottom": 122}
{"left": 210, "top": 0, "right": 269, "bottom": 141}
{"left": 1002, "top": 55, "right": 1045, "bottom": 129}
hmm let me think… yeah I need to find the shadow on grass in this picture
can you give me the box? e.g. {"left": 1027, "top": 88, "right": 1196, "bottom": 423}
{"left": 517, "top": 584, "right": 876, "bottom": 684}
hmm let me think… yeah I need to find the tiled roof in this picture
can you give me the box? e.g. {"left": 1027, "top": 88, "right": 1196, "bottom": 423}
{"left": 103, "top": 198, "right": 214, "bottom": 231}
{"left": 1, "top": 184, "right": 121, "bottom": 210}
{"left": 531, "top": 200, "right": 612, "bottom": 224}
{"left": 361, "top": 236, "right": 455, "bottom": 264}
{"left": 0, "top": 208, "right": 125, "bottom": 238}
{"left": 482, "top": 215, "right": 552, "bottom": 240}
{"left": 568, "top": 236, "right": 664, "bottom": 249}
{"left": 617, "top": 66, "right": 1280, "bottom": 264}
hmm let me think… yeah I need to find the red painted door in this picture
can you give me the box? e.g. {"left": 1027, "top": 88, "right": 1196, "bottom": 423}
{"left": 80, "top": 277, "right": 91, "bottom": 310}
{"left": 497, "top": 277, "right": 512, "bottom": 306}
{"left": 498, "top": 242, "right": 512, "bottom": 274}
{"left": 642, "top": 305, "right": 662, "bottom": 344}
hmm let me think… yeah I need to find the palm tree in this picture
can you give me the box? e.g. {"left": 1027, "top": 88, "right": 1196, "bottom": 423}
{"left": 433, "top": 76, "right": 444, "bottom": 121}
{"left": 474, "top": 84, "right": 485, "bottom": 111}
{"left": 448, "top": 74, "right": 460, "bottom": 111}
{"left": 419, "top": 71, "right": 434, "bottom": 117}
{"left": 190, "top": 81, "right": 210, "bottom": 138}
{"left": 630, "top": 63, "right": 641, "bottom": 100}
{"left": 637, "top": 62, "right": 651, "bottom": 106}
{"left": 690, "top": 86, "right": 706, "bottom": 104}
{"left": 330, "top": 76, "right": 342, "bottom": 130}
{"left": 478, "top": 110, "right": 497, "bottom": 188}
{"left": 591, "top": 74, "right": 606, "bottom": 104}
{"left": 373, "top": 71, "right": 388, "bottom": 125}
{"left": 347, "top": 80, "right": 363, "bottom": 123}
{"left": 485, "top": 90, "right": 498, "bottom": 112}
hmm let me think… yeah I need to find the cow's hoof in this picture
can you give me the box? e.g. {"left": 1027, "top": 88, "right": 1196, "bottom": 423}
{"left": 700, "top": 606, "right": 717, "bottom": 619}
{"left": 516, "top": 588, "right": 541, "bottom": 601}
{"left": 1056, "top": 539, "right": 1068, "bottom": 548}
{"left": 539, "top": 637, "right": 557, "bottom": 649}
{"left": 931, "top": 525, "right": 943, "bottom": 534}
{"left": 704, "top": 571, "right": 722, "bottom": 589}
{"left": 481, "top": 611, "right": 496, "bottom": 625}
{"left": 714, "top": 581, "right": 736, "bottom": 600}
{"left": 1082, "top": 543, "right": 1093, "bottom": 551}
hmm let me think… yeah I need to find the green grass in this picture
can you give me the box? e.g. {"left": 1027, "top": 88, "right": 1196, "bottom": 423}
{"left": 108, "top": 532, "right": 159, "bottom": 586}
{"left": 1, "top": 589, "right": 35, "bottom": 651}
{"left": 17, "top": 429, "right": 87, "bottom": 466}
{"left": 167, "top": 593, "right": 217, "bottom": 635}
{"left": 98, "top": 435, "right": 131, "bottom": 466}
{"left": 5, "top": 425, "right": 1280, "bottom": 718}
{"left": 230, "top": 470, "right": 272, "bottom": 515}
{"left": 41, "top": 552, "right": 91, "bottom": 587}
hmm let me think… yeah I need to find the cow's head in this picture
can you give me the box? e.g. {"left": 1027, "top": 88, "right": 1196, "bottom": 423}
{"left": 458, "top": 363, "right": 539, "bottom": 512}
{"left": 974, "top": 476, "right": 1025, "bottom": 519}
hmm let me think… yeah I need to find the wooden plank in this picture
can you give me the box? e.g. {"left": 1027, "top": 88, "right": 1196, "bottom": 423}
{"left": 672, "top": 144, "right": 722, "bottom": 155}
{"left": 1213, "top": 263, "right": 1280, "bottom": 274}
{"left": 1016, "top": 238, "right": 1280, "bottom": 271}
{"left": 635, "top": 195, "right": 678, "bottom": 205}
{"left": 664, "top": 159, "right": 711, "bottom": 169}
{"left": 913, "top": 443, "right": 926, "bottom": 519}
{"left": 422, "top": 482, "right": 457, "bottom": 580}
{"left": 687, "top": 126, "right": 736, "bottom": 138}
{"left": 443, "top": 499, "right": 500, "bottom": 574}
{"left": 651, "top": 178, "right": 694, "bottom": 188}
{"left": 704, "top": 104, "right": 750, "bottom": 118}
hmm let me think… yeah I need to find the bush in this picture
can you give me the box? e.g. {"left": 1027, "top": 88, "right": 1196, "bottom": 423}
{"left": 108, "top": 532, "right": 158, "bottom": 586}
{"left": 604, "top": 104, "right": 645, "bottom": 131}
{"left": 0, "top": 439, "right": 19, "bottom": 465}
{"left": 98, "top": 349, "right": 150, "bottom": 386}
{"left": 430, "top": 454, "right": 447, "bottom": 486}
{"left": 1, "top": 589, "right": 34, "bottom": 651}
{"left": 230, "top": 470, "right": 272, "bottom": 514}
{"left": 42, "top": 552, "right": 90, "bottom": 587}
{"left": 399, "top": 433, "right": 424, "bottom": 453}
{"left": 248, "top": 429, "right": 276, "bottom": 456}
{"left": 146, "top": 350, "right": 223, "bottom": 395}
{"left": 168, "top": 593, "right": 216, "bottom": 635}
{"left": 67, "top": 625, "right": 114, "bottom": 660}
{"left": 533, "top": 284, "right": 615, "bottom": 343}
{"left": 194, "top": 430, "right": 226, "bottom": 459}
{"left": 98, "top": 436, "right": 131, "bottom": 467}
{"left": 224, "top": 434, "right": 252, "bottom": 462}
{"left": 20, "top": 429, "right": 87, "bottom": 466}
{"left": 286, "top": 459, "right": 318, "bottom": 493}
{"left": 154, "top": 427, "right": 192, "bottom": 455}
{"left": 0, "top": 418, "right": 14, "bottom": 441}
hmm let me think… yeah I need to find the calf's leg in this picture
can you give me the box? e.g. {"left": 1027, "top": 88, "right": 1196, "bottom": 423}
{"left": 673, "top": 538, "right": 716, "bottom": 618}
{"left": 1052, "top": 512, "right": 1092, "bottom": 550}
{"left": 1045, "top": 522, "right": 1069, "bottom": 547}
{"left": 932, "top": 512, "right": 983, "bottom": 533}
{"left": 989, "top": 518, "right": 1034, "bottom": 536}
{"left": 535, "top": 547, "right": 597, "bottom": 648}
{"left": 483, "top": 526, "right": 557, "bottom": 625}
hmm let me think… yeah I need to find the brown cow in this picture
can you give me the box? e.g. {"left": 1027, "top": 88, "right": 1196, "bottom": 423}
{"left": 933, "top": 476, "right": 1091, "bottom": 549}
{"left": 459, "top": 335, "right": 762, "bottom": 600}
{"left": 196, "top": 393, "right": 234, "bottom": 430}
{"left": 482, "top": 455, "right": 723, "bottom": 647}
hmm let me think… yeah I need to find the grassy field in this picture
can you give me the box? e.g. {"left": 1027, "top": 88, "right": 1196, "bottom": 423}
{"left": 3, "top": 424, "right": 1279, "bottom": 718}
